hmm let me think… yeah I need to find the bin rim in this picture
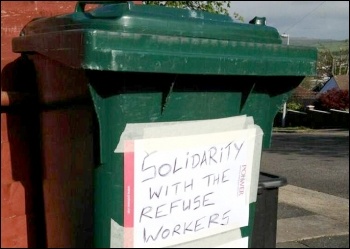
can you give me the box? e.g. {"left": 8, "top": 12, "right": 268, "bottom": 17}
{"left": 258, "top": 171, "right": 288, "bottom": 189}
{"left": 12, "top": 1, "right": 317, "bottom": 76}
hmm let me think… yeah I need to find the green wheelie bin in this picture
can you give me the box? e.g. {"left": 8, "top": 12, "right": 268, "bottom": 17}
{"left": 12, "top": 1, "right": 317, "bottom": 248}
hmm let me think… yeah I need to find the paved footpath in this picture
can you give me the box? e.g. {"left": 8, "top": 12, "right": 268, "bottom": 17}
{"left": 276, "top": 185, "right": 349, "bottom": 248}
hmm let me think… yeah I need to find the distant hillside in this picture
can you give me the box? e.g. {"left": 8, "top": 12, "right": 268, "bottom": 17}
{"left": 287, "top": 37, "right": 349, "bottom": 53}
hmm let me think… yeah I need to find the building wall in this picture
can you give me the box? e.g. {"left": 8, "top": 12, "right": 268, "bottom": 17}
{"left": 1, "top": 3, "right": 78, "bottom": 247}
{"left": 1, "top": 1, "right": 141, "bottom": 248}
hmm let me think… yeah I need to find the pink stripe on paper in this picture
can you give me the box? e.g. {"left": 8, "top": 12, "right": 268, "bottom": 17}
{"left": 124, "top": 140, "right": 134, "bottom": 228}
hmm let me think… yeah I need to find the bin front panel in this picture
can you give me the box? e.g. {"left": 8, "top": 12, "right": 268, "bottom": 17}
{"left": 87, "top": 72, "right": 301, "bottom": 247}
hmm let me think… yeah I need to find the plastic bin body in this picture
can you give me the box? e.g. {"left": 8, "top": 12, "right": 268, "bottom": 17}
{"left": 12, "top": 2, "right": 317, "bottom": 248}
{"left": 252, "top": 172, "right": 287, "bottom": 248}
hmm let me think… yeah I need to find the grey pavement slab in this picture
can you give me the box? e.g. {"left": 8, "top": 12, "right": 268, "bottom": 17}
{"left": 278, "top": 202, "right": 315, "bottom": 220}
{"left": 276, "top": 235, "right": 349, "bottom": 248}
{"left": 277, "top": 215, "right": 349, "bottom": 243}
{"left": 277, "top": 241, "right": 309, "bottom": 248}
{"left": 276, "top": 184, "right": 349, "bottom": 247}
{"left": 299, "top": 234, "right": 349, "bottom": 248}
{"left": 278, "top": 185, "right": 349, "bottom": 224}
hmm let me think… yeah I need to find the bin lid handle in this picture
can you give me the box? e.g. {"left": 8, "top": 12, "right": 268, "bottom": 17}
{"left": 75, "top": 1, "right": 132, "bottom": 13}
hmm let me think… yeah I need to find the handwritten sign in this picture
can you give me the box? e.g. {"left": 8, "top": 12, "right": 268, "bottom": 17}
{"left": 124, "top": 128, "right": 260, "bottom": 248}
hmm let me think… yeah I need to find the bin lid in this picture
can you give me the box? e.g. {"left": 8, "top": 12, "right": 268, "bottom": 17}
{"left": 12, "top": 1, "right": 317, "bottom": 76}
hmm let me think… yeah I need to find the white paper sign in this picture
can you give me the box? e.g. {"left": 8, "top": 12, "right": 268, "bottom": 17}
{"left": 214, "top": 236, "right": 249, "bottom": 248}
{"left": 124, "top": 128, "right": 260, "bottom": 248}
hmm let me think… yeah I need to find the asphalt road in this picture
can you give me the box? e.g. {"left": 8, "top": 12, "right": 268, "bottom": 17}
{"left": 259, "top": 129, "right": 349, "bottom": 248}
{"left": 260, "top": 129, "right": 349, "bottom": 199}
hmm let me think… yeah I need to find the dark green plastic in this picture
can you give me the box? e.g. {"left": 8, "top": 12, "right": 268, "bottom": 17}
{"left": 12, "top": 1, "right": 317, "bottom": 248}
{"left": 13, "top": 1, "right": 316, "bottom": 76}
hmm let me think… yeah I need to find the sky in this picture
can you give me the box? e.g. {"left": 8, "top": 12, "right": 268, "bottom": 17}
{"left": 229, "top": 1, "right": 349, "bottom": 40}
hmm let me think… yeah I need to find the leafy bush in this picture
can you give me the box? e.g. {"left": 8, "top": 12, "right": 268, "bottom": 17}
{"left": 314, "top": 88, "right": 349, "bottom": 111}
{"left": 287, "top": 101, "right": 304, "bottom": 111}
